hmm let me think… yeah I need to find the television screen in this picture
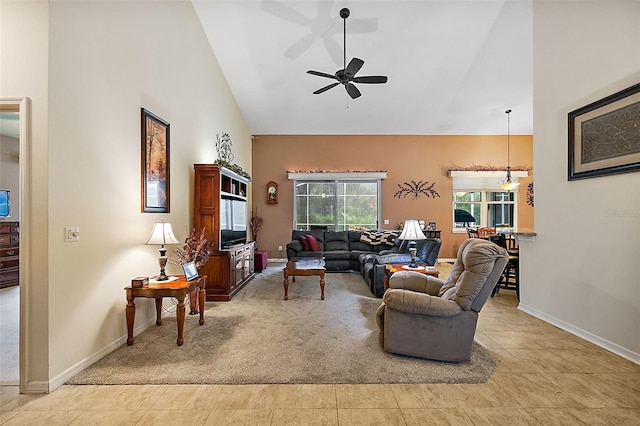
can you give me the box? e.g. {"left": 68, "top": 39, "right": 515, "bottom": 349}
{"left": 0, "top": 190, "right": 9, "bottom": 217}
{"left": 220, "top": 197, "right": 247, "bottom": 247}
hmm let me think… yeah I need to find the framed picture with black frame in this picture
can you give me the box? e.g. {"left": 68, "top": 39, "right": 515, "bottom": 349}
{"left": 568, "top": 82, "right": 640, "bottom": 181}
{"left": 141, "top": 108, "right": 170, "bottom": 212}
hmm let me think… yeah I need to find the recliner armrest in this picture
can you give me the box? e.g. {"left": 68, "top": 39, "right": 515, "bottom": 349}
{"left": 383, "top": 288, "right": 462, "bottom": 317}
{"left": 388, "top": 270, "right": 445, "bottom": 296}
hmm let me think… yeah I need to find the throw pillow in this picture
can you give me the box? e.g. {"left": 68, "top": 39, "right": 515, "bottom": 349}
{"left": 360, "top": 230, "right": 399, "bottom": 246}
{"left": 299, "top": 235, "right": 311, "bottom": 251}
{"left": 307, "top": 234, "right": 321, "bottom": 251}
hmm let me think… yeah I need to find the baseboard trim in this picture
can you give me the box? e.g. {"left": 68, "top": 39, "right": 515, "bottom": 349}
{"left": 25, "top": 381, "right": 49, "bottom": 393}
{"left": 48, "top": 307, "right": 175, "bottom": 392}
{"left": 518, "top": 303, "right": 640, "bottom": 365}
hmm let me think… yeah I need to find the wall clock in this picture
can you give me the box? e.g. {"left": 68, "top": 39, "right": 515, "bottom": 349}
{"left": 267, "top": 181, "right": 278, "bottom": 204}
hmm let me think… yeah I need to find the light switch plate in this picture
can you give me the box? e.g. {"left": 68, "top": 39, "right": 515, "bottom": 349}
{"left": 65, "top": 226, "right": 80, "bottom": 242}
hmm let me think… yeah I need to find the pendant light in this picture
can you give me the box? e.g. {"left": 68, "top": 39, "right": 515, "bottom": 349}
{"left": 498, "top": 109, "right": 520, "bottom": 191}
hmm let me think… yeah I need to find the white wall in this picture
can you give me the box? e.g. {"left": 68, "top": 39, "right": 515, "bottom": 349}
{"left": 1, "top": 0, "right": 51, "bottom": 391}
{"left": 524, "top": 1, "right": 640, "bottom": 361}
{"left": 45, "top": 0, "right": 251, "bottom": 386}
{"left": 4, "top": 0, "right": 252, "bottom": 390}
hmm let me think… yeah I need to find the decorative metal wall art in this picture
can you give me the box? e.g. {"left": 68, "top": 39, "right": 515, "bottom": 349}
{"left": 526, "top": 182, "right": 534, "bottom": 207}
{"left": 393, "top": 180, "right": 440, "bottom": 200}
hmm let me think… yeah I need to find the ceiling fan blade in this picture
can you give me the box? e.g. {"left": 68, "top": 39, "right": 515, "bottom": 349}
{"left": 313, "top": 82, "right": 340, "bottom": 94}
{"left": 352, "top": 76, "right": 388, "bottom": 84}
{"left": 307, "top": 70, "right": 337, "bottom": 80}
{"left": 285, "top": 33, "right": 317, "bottom": 59}
{"left": 344, "top": 58, "right": 364, "bottom": 77}
{"left": 345, "top": 83, "right": 361, "bottom": 99}
{"left": 323, "top": 37, "right": 343, "bottom": 68}
{"left": 262, "top": 1, "right": 311, "bottom": 27}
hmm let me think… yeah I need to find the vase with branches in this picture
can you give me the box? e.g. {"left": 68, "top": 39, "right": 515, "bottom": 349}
{"left": 169, "top": 228, "right": 213, "bottom": 315}
{"left": 250, "top": 208, "right": 263, "bottom": 248}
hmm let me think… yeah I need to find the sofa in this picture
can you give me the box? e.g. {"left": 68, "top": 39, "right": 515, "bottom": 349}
{"left": 360, "top": 238, "right": 441, "bottom": 297}
{"left": 286, "top": 229, "right": 399, "bottom": 271}
{"left": 286, "top": 229, "right": 442, "bottom": 297}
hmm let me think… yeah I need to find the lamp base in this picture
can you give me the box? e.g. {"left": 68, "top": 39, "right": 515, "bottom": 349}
{"left": 157, "top": 252, "right": 169, "bottom": 281}
{"left": 408, "top": 246, "right": 418, "bottom": 268}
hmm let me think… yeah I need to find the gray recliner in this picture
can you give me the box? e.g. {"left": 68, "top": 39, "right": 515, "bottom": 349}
{"left": 375, "top": 238, "right": 508, "bottom": 362}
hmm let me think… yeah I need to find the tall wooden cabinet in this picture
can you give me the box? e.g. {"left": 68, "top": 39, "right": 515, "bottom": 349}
{"left": 194, "top": 165, "right": 254, "bottom": 301}
{"left": 0, "top": 221, "right": 19, "bottom": 289}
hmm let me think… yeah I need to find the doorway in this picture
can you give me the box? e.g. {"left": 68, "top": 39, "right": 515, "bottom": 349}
{"left": 0, "top": 97, "right": 29, "bottom": 393}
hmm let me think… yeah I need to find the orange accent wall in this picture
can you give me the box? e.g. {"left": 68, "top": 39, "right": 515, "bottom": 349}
{"left": 251, "top": 135, "right": 533, "bottom": 259}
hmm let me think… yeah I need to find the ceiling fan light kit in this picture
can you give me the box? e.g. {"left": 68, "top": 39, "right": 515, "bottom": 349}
{"left": 307, "top": 8, "right": 387, "bottom": 99}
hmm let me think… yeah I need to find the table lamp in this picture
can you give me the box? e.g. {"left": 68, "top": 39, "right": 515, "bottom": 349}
{"left": 398, "top": 219, "right": 427, "bottom": 268}
{"left": 146, "top": 221, "right": 180, "bottom": 281}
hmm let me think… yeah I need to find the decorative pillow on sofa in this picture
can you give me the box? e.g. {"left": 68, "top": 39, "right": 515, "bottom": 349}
{"left": 360, "top": 230, "right": 399, "bottom": 246}
{"left": 299, "top": 235, "right": 311, "bottom": 251}
{"left": 307, "top": 234, "right": 321, "bottom": 251}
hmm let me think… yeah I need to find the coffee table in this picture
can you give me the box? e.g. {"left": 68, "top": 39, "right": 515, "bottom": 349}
{"left": 383, "top": 264, "right": 440, "bottom": 291}
{"left": 283, "top": 257, "right": 326, "bottom": 300}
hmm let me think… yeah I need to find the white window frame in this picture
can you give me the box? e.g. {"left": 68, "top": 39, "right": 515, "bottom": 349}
{"left": 288, "top": 172, "right": 386, "bottom": 230}
{"left": 449, "top": 170, "right": 527, "bottom": 233}
{"left": 452, "top": 190, "right": 517, "bottom": 232}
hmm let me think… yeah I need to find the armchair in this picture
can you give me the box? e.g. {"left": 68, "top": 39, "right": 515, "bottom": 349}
{"left": 375, "top": 238, "right": 508, "bottom": 362}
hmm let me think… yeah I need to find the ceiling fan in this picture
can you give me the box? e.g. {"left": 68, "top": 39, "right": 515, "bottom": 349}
{"left": 307, "top": 8, "right": 387, "bottom": 99}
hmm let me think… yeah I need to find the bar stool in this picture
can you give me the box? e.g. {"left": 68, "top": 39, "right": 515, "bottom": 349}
{"left": 488, "top": 234, "right": 519, "bottom": 300}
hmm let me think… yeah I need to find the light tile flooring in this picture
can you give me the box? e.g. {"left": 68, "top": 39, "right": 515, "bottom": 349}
{"left": 1, "top": 277, "right": 639, "bottom": 424}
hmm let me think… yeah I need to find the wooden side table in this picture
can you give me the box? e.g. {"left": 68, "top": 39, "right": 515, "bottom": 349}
{"left": 125, "top": 275, "right": 206, "bottom": 346}
{"left": 383, "top": 264, "right": 439, "bottom": 291}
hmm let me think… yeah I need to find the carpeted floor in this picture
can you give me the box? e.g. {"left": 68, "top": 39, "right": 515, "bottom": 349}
{"left": 67, "top": 263, "right": 497, "bottom": 385}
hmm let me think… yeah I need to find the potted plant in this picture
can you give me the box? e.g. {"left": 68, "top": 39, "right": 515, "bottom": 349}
{"left": 170, "top": 228, "right": 212, "bottom": 314}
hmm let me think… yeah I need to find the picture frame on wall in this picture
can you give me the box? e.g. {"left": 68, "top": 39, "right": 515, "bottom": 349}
{"left": 568, "top": 82, "right": 640, "bottom": 181}
{"left": 141, "top": 108, "right": 170, "bottom": 213}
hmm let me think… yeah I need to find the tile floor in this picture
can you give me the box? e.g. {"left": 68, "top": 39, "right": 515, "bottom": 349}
{"left": 1, "top": 276, "right": 639, "bottom": 425}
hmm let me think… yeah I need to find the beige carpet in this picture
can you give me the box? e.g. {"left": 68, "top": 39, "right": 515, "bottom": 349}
{"left": 67, "top": 263, "right": 497, "bottom": 385}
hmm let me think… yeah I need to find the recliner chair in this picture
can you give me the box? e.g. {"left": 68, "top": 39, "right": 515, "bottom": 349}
{"left": 375, "top": 238, "right": 508, "bottom": 362}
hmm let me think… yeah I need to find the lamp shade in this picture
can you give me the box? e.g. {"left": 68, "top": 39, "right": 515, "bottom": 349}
{"left": 145, "top": 221, "right": 180, "bottom": 246}
{"left": 398, "top": 219, "right": 427, "bottom": 241}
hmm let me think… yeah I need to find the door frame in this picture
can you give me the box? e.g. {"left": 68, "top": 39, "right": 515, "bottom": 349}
{"left": 1, "top": 97, "right": 31, "bottom": 393}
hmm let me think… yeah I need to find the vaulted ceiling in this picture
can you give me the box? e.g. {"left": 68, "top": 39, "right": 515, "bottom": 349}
{"left": 192, "top": 0, "right": 533, "bottom": 135}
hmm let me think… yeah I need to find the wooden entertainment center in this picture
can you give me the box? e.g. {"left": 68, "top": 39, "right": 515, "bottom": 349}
{"left": 194, "top": 164, "right": 254, "bottom": 301}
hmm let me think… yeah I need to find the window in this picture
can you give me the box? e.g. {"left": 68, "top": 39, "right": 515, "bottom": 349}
{"left": 453, "top": 191, "right": 516, "bottom": 230}
{"left": 449, "top": 170, "right": 525, "bottom": 232}
{"left": 294, "top": 180, "right": 380, "bottom": 230}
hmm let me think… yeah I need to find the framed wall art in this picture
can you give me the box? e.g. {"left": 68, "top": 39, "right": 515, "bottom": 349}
{"left": 141, "top": 108, "right": 170, "bottom": 212}
{"left": 568, "top": 82, "right": 640, "bottom": 181}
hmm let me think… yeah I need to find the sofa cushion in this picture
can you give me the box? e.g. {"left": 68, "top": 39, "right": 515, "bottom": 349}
{"left": 299, "top": 235, "right": 311, "bottom": 251}
{"left": 325, "top": 231, "right": 349, "bottom": 251}
{"left": 323, "top": 250, "right": 350, "bottom": 260}
{"left": 307, "top": 234, "right": 321, "bottom": 251}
